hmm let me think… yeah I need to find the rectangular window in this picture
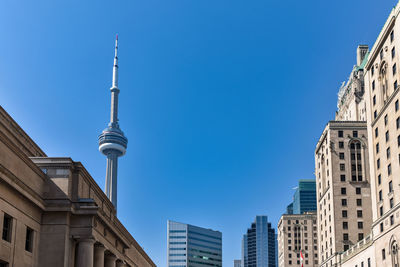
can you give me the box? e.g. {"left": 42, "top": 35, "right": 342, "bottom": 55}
{"left": 2, "top": 214, "right": 12, "bottom": 242}
{"left": 339, "top": 153, "right": 345, "bottom": 159}
{"left": 376, "top": 143, "right": 380, "bottom": 153}
{"left": 378, "top": 174, "right": 382, "bottom": 185}
{"left": 386, "top": 131, "right": 390, "bottom": 142}
{"left": 383, "top": 248, "right": 386, "bottom": 260}
{"left": 338, "top": 130, "right": 343, "bottom": 137}
{"left": 389, "top": 181, "right": 393, "bottom": 192}
{"left": 397, "top": 117, "right": 400, "bottom": 129}
{"left": 387, "top": 147, "right": 391, "bottom": 158}
{"left": 377, "top": 158, "right": 381, "bottom": 169}
{"left": 356, "top": 187, "right": 361, "bottom": 194}
{"left": 391, "top": 31, "right": 395, "bottom": 42}
{"left": 374, "top": 110, "right": 377, "bottom": 119}
{"left": 0, "top": 261, "right": 9, "bottom": 267}
{"left": 372, "top": 66, "right": 375, "bottom": 76}
{"left": 372, "top": 80, "right": 376, "bottom": 90}
{"left": 357, "top": 199, "right": 362, "bottom": 206}
{"left": 397, "top": 100, "right": 399, "bottom": 111}
{"left": 342, "top": 210, "right": 348, "bottom": 218}
{"left": 388, "top": 164, "right": 392, "bottom": 175}
{"left": 358, "top": 233, "right": 364, "bottom": 240}
{"left": 393, "top": 63, "right": 397, "bottom": 76}
{"left": 390, "top": 198, "right": 394, "bottom": 208}
{"left": 395, "top": 80, "right": 398, "bottom": 90}
{"left": 343, "top": 233, "right": 349, "bottom": 241}
{"left": 390, "top": 215, "right": 394, "bottom": 225}
{"left": 342, "top": 199, "right": 347, "bottom": 206}
{"left": 339, "top": 141, "right": 344, "bottom": 148}
{"left": 385, "top": 115, "right": 388, "bottom": 125}
{"left": 25, "top": 227, "right": 34, "bottom": 252}
{"left": 398, "top": 135, "right": 400, "bottom": 146}
{"left": 379, "top": 190, "right": 383, "bottom": 201}
{"left": 373, "top": 95, "right": 376, "bottom": 105}
{"left": 358, "top": 221, "right": 363, "bottom": 229}
{"left": 393, "top": 47, "right": 396, "bottom": 59}
{"left": 340, "top": 174, "right": 346, "bottom": 182}
{"left": 375, "top": 127, "right": 379, "bottom": 137}
{"left": 340, "top": 164, "right": 345, "bottom": 171}
{"left": 380, "top": 206, "right": 384, "bottom": 216}
{"left": 357, "top": 210, "right": 363, "bottom": 218}
{"left": 353, "top": 131, "right": 358, "bottom": 137}
{"left": 342, "top": 221, "right": 348, "bottom": 229}
{"left": 341, "top": 188, "right": 346, "bottom": 195}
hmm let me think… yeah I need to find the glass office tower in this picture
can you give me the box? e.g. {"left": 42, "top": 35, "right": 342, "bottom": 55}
{"left": 167, "top": 220, "right": 222, "bottom": 267}
{"left": 241, "top": 216, "right": 277, "bottom": 267}
{"left": 292, "top": 179, "right": 317, "bottom": 214}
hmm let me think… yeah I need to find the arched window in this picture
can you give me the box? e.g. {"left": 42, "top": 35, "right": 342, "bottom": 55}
{"left": 391, "top": 240, "right": 399, "bottom": 267}
{"left": 380, "top": 61, "right": 389, "bottom": 104}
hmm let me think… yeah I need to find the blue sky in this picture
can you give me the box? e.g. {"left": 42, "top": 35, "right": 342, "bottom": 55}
{"left": 0, "top": 0, "right": 397, "bottom": 266}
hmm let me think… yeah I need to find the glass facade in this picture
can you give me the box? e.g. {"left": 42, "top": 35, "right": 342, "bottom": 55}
{"left": 241, "top": 216, "right": 277, "bottom": 267}
{"left": 292, "top": 180, "right": 317, "bottom": 214}
{"left": 167, "top": 220, "right": 222, "bottom": 267}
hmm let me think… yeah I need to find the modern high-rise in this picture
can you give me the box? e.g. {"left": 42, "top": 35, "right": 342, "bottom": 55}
{"left": 278, "top": 212, "right": 319, "bottom": 267}
{"left": 293, "top": 180, "right": 317, "bottom": 215}
{"left": 315, "top": 46, "right": 373, "bottom": 267}
{"left": 167, "top": 220, "right": 222, "bottom": 267}
{"left": 241, "top": 216, "right": 277, "bottom": 267}
{"left": 234, "top": 259, "right": 242, "bottom": 267}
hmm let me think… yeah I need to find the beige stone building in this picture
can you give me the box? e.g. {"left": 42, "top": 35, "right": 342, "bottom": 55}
{"left": 0, "top": 104, "right": 155, "bottom": 266}
{"left": 277, "top": 212, "right": 318, "bottom": 267}
{"left": 315, "top": 121, "right": 373, "bottom": 267}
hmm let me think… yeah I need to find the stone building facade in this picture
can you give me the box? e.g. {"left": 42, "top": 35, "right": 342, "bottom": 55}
{"left": 315, "top": 121, "right": 373, "bottom": 267}
{"left": 277, "top": 212, "right": 318, "bottom": 267}
{"left": 0, "top": 105, "right": 155, "bottom": 267}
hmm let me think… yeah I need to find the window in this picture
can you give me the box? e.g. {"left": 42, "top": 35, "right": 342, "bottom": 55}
{"left": 341, "top": 188, "right": 346, "bottom": 195}
{"left": 393, "top": 63, "right": 397, "bottom": 76}
{"left": 342, "top": 199, "right": 347, "bottom": 206}
{"left": 375, "top": 127, "right": 379, "bottom": 137}
{"left": 343, "top": 233, "right": 349, "bottom": 241}
{"left": 356, "top": 187, "right": 361, "bottom": 194}
{"left": 372, "top": 66, "right": 375, "bottom": 76}
{"left": 391, "top": 30, "right": 395, "bottom": 42}
{"left": 382, "top": 248, "right": 386, "bottom": 260}
{"left": 339, "top": 141, "right": 344, "bottom": 148}
{"left": 379, "top": 190, "right": 383, "bottom": 201}
{"left": 373, "top": 95, "right": 376, "bottom": 105}
{"left": 390, "top": 215, "right": 394, "bottom": 225}
{"left": 340, "top": 175, "right": 346, "bottom": 182}
{"left": 388, "top": 164, "right": 392, "bottom": 175}
{"left": 378, "top": 174, "right": 382, "bottom": 185}
{"left": 389, "top": 181, "right": 393, "bottom": 192}
{"left": 377, "top": 158, "right": 381, "bottom": 169}
{"left": 381, "top": 222, "right": 384, "bottom": 232}
{"left": 338, "top": 130, "right": 343, "bottom": 137}
{"left": 25, "top": 227, "right": 34, "bottom": 252}
{"left": 390, "top": 198, "right": 394, "bottom": 208}
{"left": 358, "top": 221, "right": 363, "bottom": 229}
{"left": 393, "top": 47, "right": 396, "bottom": 59}
{"left": 0, "top": 261, "right": 9, "bottom": 267}
{"left": 376, "top": 143, "right": 380, "bottom": 153}
{"left": 342, "top": 210, "right": 348, "bottom": 218}
{"left": 395, "top": 80, "right": 398, "bottom": 90}
{"left": 357, "top": 199, "right": 362, "bottom": 206}
{"left": 397, "top": 117, "right": 400, "bottom": 129}
{"left": 372, "top": 80, "right": 376, "bottom": 90}
{"left": 357, "top": 210, "right": 363, "bottom": 218}
{"left": 344, "top": 244, "right": 349, "bottom": 251}
{"left": 397, "top": 100, "right": 400, "bottom": 111}
{"left": 380, "top": 206, "right": 384, "bottom": 216}
{"left": 2, "top": 214, "right": 12, "bottom": 242}
{"left": 374, "top": 110, "right": 377, "bottom": 119}
{"left": 353, "top": 131, "right": 358, "bottom": 137}
{"left": 343, "top": 221, "right": 348, "bottom": 229}
{"left": 381, "top": 49, "right": 384, "bottom": 60}
{"left": 340, "top": 164, "right": 345, "bottom": 171}
{"left": 387, "top": 147, "right": 391, "bottom": 158}
{"left": 386, "top": 131, "right": 390, "bottom": 142}
{"left": 358, "top": 233, "right": 364, "bottom": 240}
{"left": 385, "top": 115, "right": 388, "bottom": 125}
{"left": 368, "top": 258, "right": 371, "bottom": 267}
{"left": 339, "top": 153, "right": 345, "bottom": 159}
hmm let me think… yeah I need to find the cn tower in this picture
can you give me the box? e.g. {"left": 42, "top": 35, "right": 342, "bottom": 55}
{"left": 98, "top": 35, "right": 128, "bottom": 210}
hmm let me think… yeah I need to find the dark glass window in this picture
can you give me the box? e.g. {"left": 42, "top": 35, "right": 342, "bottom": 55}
{"left": 358, "top": 233, "right": 364, "bottom": 241}
{"left": 389, "top": 181, "right": 393, "bottom": 192}
{"left": 382, "top": 248, "right": 386, "bottom": 260}
{"left": 341, "top": 188, "right": 346, "bottom": 195}
{"left": 342, "top": 210, "right": 348, "bottom": 218}
{"left": 357, "top": 199, "right": 362, "bottom": 206}
{"left": 353, "top": 131, "right": 358, "bottom": 137}
{"left": 394, "top": 63, "right": 397, "bottom": 76}
{"left": 378, "top": 174, "right": 381, "bottom": 185}
{"left": 357, "top": 210, "right": 363, "bottom": 218}
{"left": 376, "top": 143, "right": 380, "bottom": 153}
{"left": 386, "top": 131, "right": 390, "bottom": 142}
{"left": 379, "top": 190, "right": 383, "bottom": 201}
{"left": 372, "top": 80, "right": 375, "bottom": 90}
{"left": 390, "top": 215, "right": 394, "bottom": 225}
{"left": 343, "top": 233, "right": 349, "bottom": 241}
{"left": 391, "top": 31, "right": 395, "bottom": 42}
{"left": 396, "top": 100, "right": 399, "bottom": 111}
{"left": 390, "top": 198, "right": 394, "bottom": 208}
{"left": 2, "top": 214, "right": 12, "bottom": 242}
{"left": 397, "top": 117, "right": 400, "bottom": 129}
{"left": 356, "top": 187, "right": 361, "bottom": 194}
{"left": 374, "top": 110, "right": 377, "bottom": 119}
{"left": 393, "top": 47, "right": 396, "bottom": 59}
{"left": 388, "top": 164, "right": 392, "bottom": 175}
{"left": 341, "top": 199, "right": 347, "bottom": 206}
{"left": 373, "top": 95, "right": 376, "bottom": 105}
{"left": 342, "top": 222, "right": 348, "bottom": 229}
{"left": 375, "top": 127, "right": 379, "bottom": 137}
{"left": 338, "top": 130, "right": 343, "bottom": 137}
{"left": 358, "top": 222, "right": 363, "bottom": 229}
{"left": 340, "top": 175, "right": 346, "bottom": 182}
{"left": 339, "top": 142, "right": 344, "bottom": 148}
{"left": 25, "top": 227, "right": 34, "bottom": 252}
{"left": 387, "top": 147, "right": 391, "bottom": 158}
{"left": 339, "top": 153, "right": 345, "bottom": 160}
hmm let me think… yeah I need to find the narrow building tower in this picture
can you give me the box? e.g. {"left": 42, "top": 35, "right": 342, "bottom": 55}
{"left": 98, "top": 35, "right": 128, "bottom": 210}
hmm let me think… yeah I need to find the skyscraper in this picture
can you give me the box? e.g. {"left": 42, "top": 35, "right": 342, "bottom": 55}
{"left": 98, "top": 35, "right": 128, "bottom": 210}
{"left": 292, "top": 180, "right": 317, "bottom": 215}
{"left": 241, "top": 216, "right": 277, "bottom": 267}
{"left": 234, "top": 259, "right": 242, "bottom": 267}
{"left": 167, "top": 220, "right": 222, "bottom": 267}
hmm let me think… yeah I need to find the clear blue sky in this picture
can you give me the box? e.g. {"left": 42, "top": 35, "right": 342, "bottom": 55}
{"left": 0, "top": 0, "right": 397, "bottom": 266}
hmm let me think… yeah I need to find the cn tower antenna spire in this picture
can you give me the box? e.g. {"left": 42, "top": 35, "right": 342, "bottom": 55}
{"left": 98, "top": 35, "right": 128, "bottom": 211}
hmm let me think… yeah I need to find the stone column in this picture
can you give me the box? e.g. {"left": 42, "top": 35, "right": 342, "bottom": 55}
{"left": 105, "top": 253, "right": 117, "bottom": 267}
{"left": 76, "top": 238, "right": 95, "bottom": 267}
{"left": 94, "top": 244, "right": 106, "bottom": 267}
{"left": 116, "top": 260, "right": 125, "bottom": 267}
